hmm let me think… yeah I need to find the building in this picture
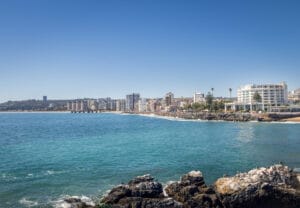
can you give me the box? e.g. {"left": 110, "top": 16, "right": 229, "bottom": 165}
{"left": 75, "top": 101, "right": 81, "bottom": 112}
{"left": 43, "top": 96, "right": 47, "bottom": 102}
{"left": 71, "top": 101, "right": 76, "bottom": 111}
{"left": 138, "top": 98, "right": 147, "bottom": 112}
{"left": 237, "top": 82, "right": 288, "bottom": 105}
{"left": 87, "top": 99, "right": 98, "bottom": 111}
{"left": 288, "top": 88, "right": 300, "bottom": 103}
{"left": 98, "top": 98, "right": 108, "bottom": 111}
{"left": 116, "top": 99, "right": 126, "bottom": 111}
{"left": 164, "top": 92, "right": 174, "bottom": 106}
{"left": 225, "top": 82, "right": 288, "bottom": 112}
{"left": 80, "top": 100, "right": 88, "bottom": 112}
{"left": 126, "top": 93, "right": 140, "bottom": 112}
{"left": 193, "top": 92, "right": 205, "bottom": 103}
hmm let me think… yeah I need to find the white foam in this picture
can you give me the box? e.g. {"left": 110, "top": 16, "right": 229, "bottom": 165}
{"left": 46, "top": 170, "right": 55, "bottom": 175}
{"left": 52, "top": 195, "right": 95, "bottom": 208}
{"left": 19, "top": 198, "right": 38, "bottom": 207}
{"left": 44, "top": 170, "right": 66, "bottom": 176}
{"left": 188, "top": 170, "right": 202, "bottom": 177}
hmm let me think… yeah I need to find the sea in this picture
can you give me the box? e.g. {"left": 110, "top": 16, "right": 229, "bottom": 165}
{"left": 0, "top": 112, "right": 300, "bottom": 207}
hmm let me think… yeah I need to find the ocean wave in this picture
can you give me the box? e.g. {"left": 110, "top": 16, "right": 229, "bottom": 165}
{"left": 44, "top": 170, "right": 66, "bottom": 176}
{"left": 51, "top": 195, "right": 95, "bottom": 208}
{"left": 19, "top": 198, "right": 38, "bottom": 207}
{"left": 1, "top": 173, "right": 17, "bottom": 181}
{"left": 266, "top": 121, "right": 300, "bottom": 125}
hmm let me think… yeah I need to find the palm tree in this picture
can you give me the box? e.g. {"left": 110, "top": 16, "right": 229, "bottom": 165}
{"left": 229, "top": 88, "right": 232, "bottom": 98}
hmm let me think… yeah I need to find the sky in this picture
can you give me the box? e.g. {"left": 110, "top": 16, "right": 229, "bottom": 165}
{"left": 0, "top": 0, "right": 299, "bottom": 102}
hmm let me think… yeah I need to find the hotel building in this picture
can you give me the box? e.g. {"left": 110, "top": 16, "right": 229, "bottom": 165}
{"left": 225, "top": 82, "right": 288, "bottom": 112}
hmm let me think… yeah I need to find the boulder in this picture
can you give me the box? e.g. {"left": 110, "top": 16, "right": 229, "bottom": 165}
{"left": 165, "top": 171, "right": 223, "bottom": 208}
{"left": 214, "top": 164, "right": 300, "bottom": 208}
{"left": 101, "top": 164, "right": 300, "bottom": 208}
{"left": 101, "top": 174, "right": 183, "bottom": 208}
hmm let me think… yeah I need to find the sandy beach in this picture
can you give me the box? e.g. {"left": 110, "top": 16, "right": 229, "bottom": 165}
{"left": 281, "top": 116, "right": 300, "bottom": 122}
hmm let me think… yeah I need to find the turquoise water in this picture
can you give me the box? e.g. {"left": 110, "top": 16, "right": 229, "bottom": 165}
{"left": 0, "top": 113, "right": 300, "bottom": 207}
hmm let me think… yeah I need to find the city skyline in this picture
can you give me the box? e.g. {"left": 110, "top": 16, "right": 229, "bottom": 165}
{"left": 1, "top": 1, "right": 300, "bottom": 103}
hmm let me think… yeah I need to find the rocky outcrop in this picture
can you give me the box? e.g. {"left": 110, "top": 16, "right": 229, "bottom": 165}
{"left": 165, "top": 170, "right": 223, "bottom": 208}
{"left": 101, "top": 174, "right": 183, "bottom": 208}
{"left": 215, "top": 164, "right": 300, "bottom": 208}
{"left": 100, "top": 164, "right": 300, "bottom": 208}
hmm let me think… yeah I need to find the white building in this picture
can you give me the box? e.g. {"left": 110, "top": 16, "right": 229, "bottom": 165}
{"left": 116, "top": 99, "right": 126, "bottom": 112}
{"left": 138, "top": 98, "right": 147, "bottom": 112}
{"left": 193, "top": 92, "right": 205, "bottom": 103}
{"left": 238, "top": 82, "right": 288, "bottom": 105}
{"left": 226, "top": 82, "right": 288, "bottom": 112}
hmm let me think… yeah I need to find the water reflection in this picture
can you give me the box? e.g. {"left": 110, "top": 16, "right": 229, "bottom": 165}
{"left": 236, "top": 123, "right": 255, "bottom": 143}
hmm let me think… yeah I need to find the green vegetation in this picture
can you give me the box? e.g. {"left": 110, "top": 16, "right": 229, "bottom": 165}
{"left": 182, "top": 94, "right": 225, "bottom": 112}
{"left": 253, "top": 92, "right": 262, "bottom": 103}
{"left": 205, "top": 93, "right": 213, "bottom": 110}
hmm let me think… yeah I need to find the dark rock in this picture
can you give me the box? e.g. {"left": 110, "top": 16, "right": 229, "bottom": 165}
{"left": 101, "top": 165, "right": 300, "bottom": 208}
{"left": 101, "top": 174, "right": 182, "bottom": 208}
{"left": 101, "top": 185, "right": 131, "bottom": 204}
{"left": 60, "top": 196, "right": 95, "bottom": 208}
{"left": 165, "top": 171, "right": 223, "bottom": 208}
{"left": 131, "top": 181, "right": 163, "bottom": 198}
{"left": 128, "top": 174, "right": 154, "bottom": 185}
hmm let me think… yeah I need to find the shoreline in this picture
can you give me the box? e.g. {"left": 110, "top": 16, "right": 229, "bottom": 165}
{"left": 1, "top": 110, "right": 300, "bottom": 123}
{"left": 133, "top": 112, "right": 300, "bottom": 123}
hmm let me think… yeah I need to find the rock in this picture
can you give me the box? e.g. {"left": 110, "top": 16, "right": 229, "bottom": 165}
{"left": 101, "top": 174, "right": 183, "bottom": 208}
{"left": 131, "top": 181, "right": 163, "bottom": 198}
{"left": 101, "top": 165, "right": 300, "bottom": 208}
{"left": 128, "top": 174, "right": 154, "bottom": 185}
{"left": 165, "top": 171, "right": 223, "bottom": 208}
{"left": 57, "top": 196, "right": 95, "bottom": 208}
{"left": 101, "top": 185, "right": 131, "bottom": 204}
{"left": 214, "top": 164, "right": 300, "bottom": 208}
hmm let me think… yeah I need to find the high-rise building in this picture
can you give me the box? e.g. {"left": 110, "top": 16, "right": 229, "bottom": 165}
{"left": 43, "top": 96, "right": 47, "bottom": 102}
{"left": 126, "top": 93, "right": 140, "bottom": 111}
{"left": 225, "top": 82, "right": 289, "bottom": 112}
{"left": 237, "top": 82, "right": 288, "bottom": 106}
{"left": 164, "top": 92, "right": 174, "bottom": 106}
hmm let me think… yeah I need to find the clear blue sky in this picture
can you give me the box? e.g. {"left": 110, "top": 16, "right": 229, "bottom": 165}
{"left": 0, "top": 0, "right": 299, "bottom": 102}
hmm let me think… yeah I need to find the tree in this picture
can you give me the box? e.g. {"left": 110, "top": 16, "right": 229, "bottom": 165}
{"left": 253, "top": 92, "right": 262, "bottom": 103}
{"left": 211, "top": 88, "right": 214, "bottom": 96}
{"left": 229, "top": 88, "right": 232, "bottom": 98}
{"left": 206, "top": 92, "right": 213, "bottom": 111}
{"left": 191, "top": 102, "right": 206, "bottom": 112}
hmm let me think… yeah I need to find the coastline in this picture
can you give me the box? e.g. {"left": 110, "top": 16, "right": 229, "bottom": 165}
{"left": 0, "top": 111, "right": 70, "bottom": 113}
{"left": 280, "top": 116, "right": 300, "bottom": 122}
{"left": 1, "top": 110, "right": 300, "bottom": 123}
{"left": 133, "top": 112, "right": 300, "bottom": 123}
